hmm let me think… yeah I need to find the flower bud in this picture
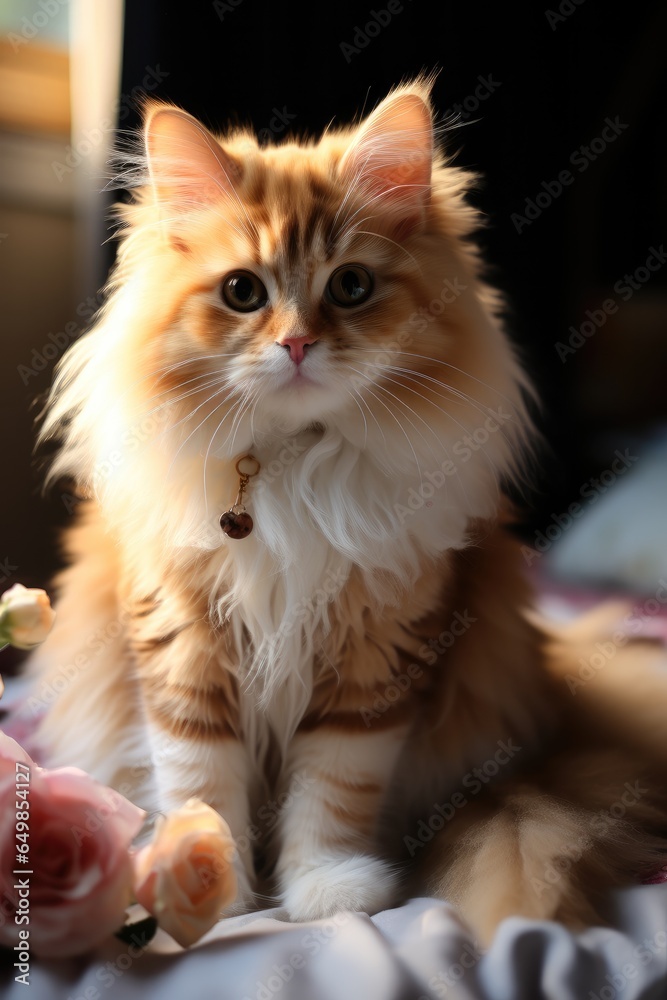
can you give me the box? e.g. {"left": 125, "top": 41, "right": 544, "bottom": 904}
{"left": 132, "top": 798, "right": 237, "bottom": 947}
{"left": 0, "top": 584, "right": 56, "bottom": 649}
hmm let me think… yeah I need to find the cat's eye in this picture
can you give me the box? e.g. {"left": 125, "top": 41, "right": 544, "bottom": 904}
{"left": 221, "top": 271, "right": 268, "bottom": 312}
{"left": 326, "top": 265, "right": 374, "bottom": 307}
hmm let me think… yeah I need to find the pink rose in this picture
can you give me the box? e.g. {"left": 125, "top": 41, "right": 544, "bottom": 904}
{"left": 0, "top": 733, "right": 145, "bottom": 957}
{"left": 132, "top": 799, "right": 237, "bottom": 947}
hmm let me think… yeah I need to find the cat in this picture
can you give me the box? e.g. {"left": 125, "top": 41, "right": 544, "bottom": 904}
{"left": 27, "top": 77, "right": 667, "bottom": 941}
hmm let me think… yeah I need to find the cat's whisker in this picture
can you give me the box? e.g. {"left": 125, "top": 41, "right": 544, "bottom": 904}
{"left": 330, "top": 186, "right": 358, "bottom": 242}
{"left": 210, "top": 380, "right": 256, "bottom": 464}
{"left": 330, "top": 208, "right": 408, "bottom": 271}
{"left": 384, "top": 376, "right": 502, "bottom": 473}
{"left": 352, "top": 360, "right": 516, "bottom": 434}
{"left": 335, "top": 192, "right": 386, "bottom": 243}
{"left": 372, "top": 358, "right": 534, "bottom": 471}
{"left": 154, "top": 129, "right": 260, "bottom": 246}
{"left": 343, "top": 387, "right": 369, "bottom": 448}
{"left": 346, "top": 380, "right": 389, "bottom": 454}
{"left": 354, "top": 367, "right": 499, "bottom": 492}
{"left": 158, "top": 385, "right": 235, "bottom": 448}
{"left": 348, "top": 372, "right": 424, "bottom": 489}
{"left": 370, "top": 366, "right": 514, "bottom": 458}
{"left": 373, "top": 379, "right": 448, "bottom": 469}
{"left": 223, "top": 391, "right": 250, "bottom": 453}
{"left": 359, "top": 349, "right": 531, "bottom": 415}
{"left": 353, "top": 230, "right": 420, "bottom": 270}
{"left": 350, "top": 368, "right": 463, "bottom": 502}
{"left": 229, "top": 389, "right": 256, "bottom": 453}
{"left": 332, "top": 175, "right": 387, "bottom": 240}
{"left": 206, "top": 178, "right": 261, "bottom": 249}
{"left": 138, "top": 371, "right": 233, "bottom": 416}
{"left": 112, "top": 353, "right": 239, "bottom": 404}
{"left": 210, "top": 173, "right": 260, "bottom": 247}
{"left": 330, "top": 153, "right": 393, "bottom": 241}
{"left": 144, "top": 376, "right": 239, "bottom": 433}
{"left": 206, "top": 202, "right": 256, "bottom": 245}
{"left": 379, "top": 368, "right": 520, "bottom": 462}
{"left": 331, "top": 147, "right": 385, "bottom": 234}
{"left": 202, "top": 385, "right": 261, "bottom": 519}
{"left": 335, "top": 179, "right": 428, "bottom": 255}
{"left": 163, "top": 384, "right": 238, "bottom": 481}
{"left": 354, "top": 366, "right": 461, "bottom": 445}
{"left": 226, "top": 386, "right": 259, "bottom": 458}
{"left": 352, "top": 357, "right": 475, "bottom": 405}
{"left": 124, "top": 172, "right": 254, "bottom": 244}
{"left": 248, "top": 393, "right": 260, "bottom": 444}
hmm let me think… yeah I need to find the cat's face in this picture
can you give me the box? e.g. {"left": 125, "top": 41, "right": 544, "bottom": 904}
{"left": 116, "top": 83, "right": 521, "bottom": 467}
{"left": 162, "top": 144, "right": 429, "bottom": 430}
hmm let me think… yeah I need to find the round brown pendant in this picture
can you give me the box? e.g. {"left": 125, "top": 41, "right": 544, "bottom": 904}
{"left": 220, "top": 510, "right": 253, "bottom": 539}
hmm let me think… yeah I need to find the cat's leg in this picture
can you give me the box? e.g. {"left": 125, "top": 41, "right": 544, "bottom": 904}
{"left": 273, "top": 566, "right": 445, "bottom": 921}
{"left": 275, "top": 718, "right": 409, "bottom": 921}
{"left": 141, "top": 715, "right": 255, "bottom": 914}
{"left": 131, "top": 606, "right": 257, "bottom": 914}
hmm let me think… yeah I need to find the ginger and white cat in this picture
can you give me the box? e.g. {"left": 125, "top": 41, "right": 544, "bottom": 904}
{"left": 29, "top": 79, "right": 667, "bottom": 940}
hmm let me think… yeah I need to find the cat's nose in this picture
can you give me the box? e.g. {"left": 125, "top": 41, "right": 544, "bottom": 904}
{"left": 276, "top": 334, "right": 319, "bottom": 365}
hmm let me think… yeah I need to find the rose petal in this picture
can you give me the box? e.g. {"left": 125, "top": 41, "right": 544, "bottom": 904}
{"left": 0, "top": 740, "right": 146, "bottom": 958}
{"left": 23, "top": 853, "right": 136, "bottom": 958}
{"left": 0, "top": 730, "right": 36, "bottom": 768}
{"left": 40, "top": 768, "right": 145, "bottom": 842}
{"left": 132, "top": 799, "right": 237, "bottom": 947}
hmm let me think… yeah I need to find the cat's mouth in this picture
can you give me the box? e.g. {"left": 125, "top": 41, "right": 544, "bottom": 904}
{"left": 282, "top": 368, "right": 320, "bottom": 389}
{"left": 258, "top": 362, "right": 344, "bottom": 428}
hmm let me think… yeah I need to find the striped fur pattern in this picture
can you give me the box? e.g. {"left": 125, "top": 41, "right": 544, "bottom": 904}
{"left": 28, "top": 80, "right": 667, "bottom": 933}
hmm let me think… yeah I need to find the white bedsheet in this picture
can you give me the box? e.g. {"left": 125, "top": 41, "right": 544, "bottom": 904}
{"left": 3, "top": 889, "right": 666, "bottom": 1000}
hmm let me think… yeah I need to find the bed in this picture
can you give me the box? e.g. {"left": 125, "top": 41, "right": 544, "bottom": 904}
{"left": 1, "top": 888, "right": 667, "bottom": 999}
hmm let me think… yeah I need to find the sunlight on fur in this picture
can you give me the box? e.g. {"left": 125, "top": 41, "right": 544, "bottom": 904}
{"left": 27, "top": 77, "right": 667, "bottom": 936}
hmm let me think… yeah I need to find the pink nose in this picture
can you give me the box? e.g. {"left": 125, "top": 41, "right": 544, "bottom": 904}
{"left": 276, "top": 334, "right": 318, "bottom": 365}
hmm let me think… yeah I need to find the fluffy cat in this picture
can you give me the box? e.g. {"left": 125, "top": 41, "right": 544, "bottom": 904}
{"left": 27, "top": 78, "right": 667, "bottom": 941}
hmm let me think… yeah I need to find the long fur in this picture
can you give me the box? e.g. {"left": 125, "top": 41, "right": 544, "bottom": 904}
{"left": 26, "top": 78, "right": 667, "bottom": 933}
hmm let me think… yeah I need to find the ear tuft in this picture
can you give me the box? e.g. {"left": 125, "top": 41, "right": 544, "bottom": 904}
{"left": 144, "top": 105, "right": 240, "bottom": 209}
{"left": 340, "top": 88, "right": 433, "bottom": 232}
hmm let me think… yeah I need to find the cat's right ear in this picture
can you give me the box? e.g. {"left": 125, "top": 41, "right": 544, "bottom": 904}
{"left": 144, "top": 104, "right": 240, "bottom": 210}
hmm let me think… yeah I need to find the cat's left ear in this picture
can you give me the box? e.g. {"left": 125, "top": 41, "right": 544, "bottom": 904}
{"left": 144, "top": 103, "right": 240, "bottom": 210}
{"left": 339, "top": 88, "right": 433, "bottom": 235}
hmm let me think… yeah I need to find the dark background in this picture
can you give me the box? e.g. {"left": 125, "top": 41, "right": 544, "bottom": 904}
{"left": 3, "top": 0, "right": 667, "bottom": 618}
{"left": 119, "top": 0, "right": 667, "bottom": 492}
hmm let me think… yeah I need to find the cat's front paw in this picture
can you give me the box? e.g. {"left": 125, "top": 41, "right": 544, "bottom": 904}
{"left": 281, "top": 853, "right": 398, "bottom": 921}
